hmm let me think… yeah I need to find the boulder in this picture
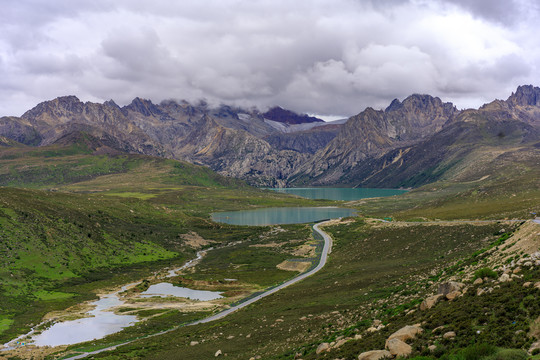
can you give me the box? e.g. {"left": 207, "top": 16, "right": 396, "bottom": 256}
{"left": 358, "top": 350, "right": 392, "bottom": 360}
{"left": 387, "top": 325, "right": 423, "bottom": 343}
{"left": 334, "top": 338, "right": 349, "bottom": 348}
{"left": 499, "top": 273, "right": 511, "bottom": 282}
{"left": 535, "top": 281, "right": 540, "bottom": 290}
{"left": 443, "top": 331, "right": 456, "bottom": 339}
{"left": 473, "top": 278, "right": 483, "bottom": 285}
{"left": 190, "top": 341, "right": 199, "bottom": 346}
{"left": 477, "top": 288, "right": 485, "bottom": 296}
{"left": 215, "top": 349, "right": 222, "bottom": 357}
{"left": 354, "top": 334, "right": 363, "bottom": 340}
{"left": 523, "top": 282, "right": 532, "bottom": 287}
{"left": 438, "top": 282, "right": 464, "bottom": 296}
{"left": 428, "top": 345, "right": 437, "bottom": 352}
{"left": 446, "top": 290, "right": 461, "bottom": 301}
{"left": 420, "top": 294, "right": 444, "bottom": 310}
{"left": 513, "top": 267, "right": 522, "bottom": 274}
{"left": 316, "top": 342, "right": 330, "bottom": 354}
{"left": 386, "top": 338, "right": 412, "bottom": 357}
{"left": 529, "top": 340, "right": 540, "bottom": 354}
{"left": 432, "top": 326, "right": 445, "bottom": 334}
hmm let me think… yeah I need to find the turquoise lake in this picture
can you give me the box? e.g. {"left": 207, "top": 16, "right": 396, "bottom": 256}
{"left": 269, "top": 187, "right": 407, "bottom": 201}
{"left": 212, "top": 207, "right": 356, "bottom": 226}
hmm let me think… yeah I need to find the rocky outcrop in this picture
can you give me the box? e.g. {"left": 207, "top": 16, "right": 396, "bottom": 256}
{"left": 386, "top": 338, "right": 412, "bottom": 357}
{"left": 438, "top": 282, "right": 464, "bottom": 296}
{"left": 316, "top": 342, "right": 330, "bottom": 354}
{"left": 420, "top": 294, "right": 444, "bottom": 310}
{"left": 387, "top": 325, "right": 423, "bottom": 343}
{"left": 358, "top": 350, "right": 392, "bottom": 360}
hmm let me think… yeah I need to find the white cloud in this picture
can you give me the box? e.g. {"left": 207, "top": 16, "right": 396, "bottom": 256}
{"left": 0, "top": 0, "right": 539, "bottom": 117}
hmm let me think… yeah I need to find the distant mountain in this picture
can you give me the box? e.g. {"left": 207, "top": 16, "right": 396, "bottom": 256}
{"left": 290, "top": 85, "right": 540, "bottom": 187}
{"left": 0, "top": 86, "right": 538, "bottom": 188}
{"left": 290, "top": 94, "right": 459, "bottom": 185}
{"left": 0, "top": 97, "right": 323, "bottom": 186}
{"left": 262, "top": 106, "right": 324, "bottom": 125}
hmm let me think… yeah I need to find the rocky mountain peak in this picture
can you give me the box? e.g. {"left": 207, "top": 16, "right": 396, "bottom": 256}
{"left": 22, "top": 95, "right": 84, "bottom": 121}
{"left": 104, "top": 99, "right": 120, "bottom": 109}
{"left": 263, "top": 106, "right": 324, "bottom": 125}
{"left": 124, "top": 97, "right": 165, "bottom": 117}
{"left": 507, "top": 85, "right": 540, "bottom": 107}
{"left": 385, "top": 99, "right": 402, "bottom": 112}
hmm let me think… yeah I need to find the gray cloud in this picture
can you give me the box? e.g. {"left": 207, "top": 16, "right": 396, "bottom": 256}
{"left": 1, "top": 0, "right": 539, "bottom": 117}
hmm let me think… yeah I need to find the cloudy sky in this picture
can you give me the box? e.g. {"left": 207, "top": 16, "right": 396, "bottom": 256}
{"left": 1, "top": 0, "right": 539, "bottom": 118}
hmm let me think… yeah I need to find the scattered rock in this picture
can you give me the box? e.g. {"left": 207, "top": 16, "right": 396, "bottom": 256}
{"left": 529, "top": 341, "right": 540, "bottom": 354}
{"left": 358, "top": 350, "right": 392, "bottom": 360}
{"left": 386, "top": 338, "right": 412, "bottom": 357}
{"left": 523, "top": 261, "right": 533, "bottom": 267}
{"left": 432, "top": 325, "right": 445, "bottom": 334}
{"left": 367, "top": 327, "right": 379, "bottom": 332}
{"left": 443, "top": 331, "right": 456, "bottom": 339}
{"left": 428, "top": 345, "right": 437, "bottom": 352}
{"left": 534, "top": 281, "right": 540, "bottom": 290}
{"left": 420, "top": 294, "right": 444, "bottom": 310}
{"left": 215, "top": 349, "right": 222, "bottom": 357}
{"left": 498, "top": 273, "right": 511, "bottom": 282}
{"left": 373, "top": 319, "right": 382, "bottom": 327}
{"left": 513, "top": 267, "right": 522, "bottom": 274}
{"left": 446, "top": 290, "right": 461, "bottom": 301}
{"left": 387, "top": 325, "right": 423, "bottom": 343}
{"left": 354, "top": 334, "right": 363, "bottom": 340}
{"left": 477, "top": 288, "right": 485, "bottom": 296}
{"left": 334, "top": 338, "right": 349, "bottom": 348}
{"left": 190, "top": 341, "right": 199, "bottom": 346}
{"left": 523, "top": 282, "right": 532, "bottom": 287}
{"left": 438, "top": 282, "right": 464, "bottom": 296}
{"left": 473, "top": 278, "right": 483, "bottom": 285}
{"left": 316, "top": 343, "right": 330, "bottom": 354}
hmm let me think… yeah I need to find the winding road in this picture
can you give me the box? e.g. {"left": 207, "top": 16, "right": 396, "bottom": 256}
{"left": 65, "top": 220, "right": 335, "bottom": 359}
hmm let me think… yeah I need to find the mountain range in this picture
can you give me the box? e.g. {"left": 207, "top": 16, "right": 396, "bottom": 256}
{"left": 1, "top": 85, "right": 539, "bottom": 188}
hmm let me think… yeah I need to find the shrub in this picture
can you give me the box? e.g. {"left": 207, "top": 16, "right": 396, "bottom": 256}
{"left": 488, "top": 349, "right": 528, "bottom": 360}
{"left": 461, "top": 343, "right": 497, "bottom": 360}
{"left": 474, "top": 268, "right": 498, "bottom": 280}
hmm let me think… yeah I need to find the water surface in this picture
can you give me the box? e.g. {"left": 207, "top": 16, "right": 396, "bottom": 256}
{"left": 212, "top": 207, "right": 355, "bottom": 226}
{"left": 31, "top": 289, "right": 137, "bottom": 347}
{"left": 270, "top": 187, "right": 407, "bottom": 201}
{"left": 140, "top": 283, "right": 223, "bottom": 301}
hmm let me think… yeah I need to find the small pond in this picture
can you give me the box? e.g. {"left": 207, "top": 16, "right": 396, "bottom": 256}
{"left": 212, "top": 206, "right": 356, "bottom": 226}
{"left": 140, "top": 283, "right": 223, "bottom": 301}
{"left": 30, "top": 288, "right": 137, "bottom": 347}
{"left": 270, "top": 187, "right": 407, "bottom": 201}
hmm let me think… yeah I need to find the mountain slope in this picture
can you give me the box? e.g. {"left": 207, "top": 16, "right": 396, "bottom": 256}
{"left": 0, "top": 86, "right": 539, "bottom": 189}
{"left": 290, "top": 87, "right": 540, "bottom": 188}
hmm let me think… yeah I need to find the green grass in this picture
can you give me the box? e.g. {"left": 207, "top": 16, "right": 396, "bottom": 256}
{"left": 75, "top": 221, "right": 509, "bottom": 360}
{"left": 0, "top": 317, "right": 14, "bottom": 334}
{"left": 33, "top": 290, "right": 75, "bottom": 301}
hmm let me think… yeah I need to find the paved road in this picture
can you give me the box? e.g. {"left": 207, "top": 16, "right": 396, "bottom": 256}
{"left": 66, "top": 220, "right": 335, "bottom": 359}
